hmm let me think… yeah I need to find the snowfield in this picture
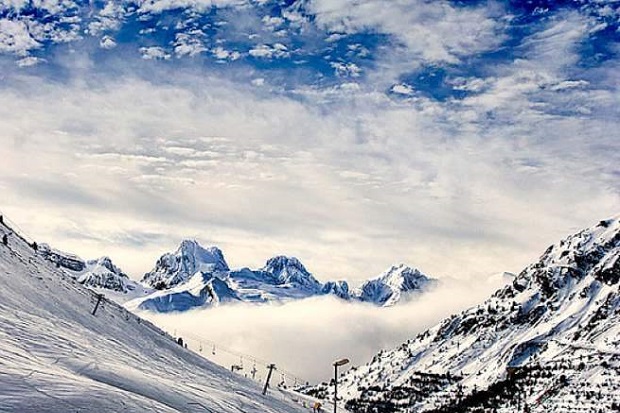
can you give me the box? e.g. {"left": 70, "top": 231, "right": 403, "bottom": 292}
{"left": 0, "top": 221, "right": 307, "bottom": 413}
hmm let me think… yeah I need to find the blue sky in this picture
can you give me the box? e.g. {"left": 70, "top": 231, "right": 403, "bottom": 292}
{"left": 0, "top": 0, "right": 618, "bottom": 283}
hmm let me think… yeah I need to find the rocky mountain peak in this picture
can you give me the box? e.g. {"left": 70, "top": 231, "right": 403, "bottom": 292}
{"left": 357, "top": 264, "right": 434, "bottom": 306}
{"left": 261, "top": 256, "right": 321, "bottom": 290}
{"left": 141, "top": 240, "right": 230, "bottom": 289}
{"left": 321, "top": 280, "right": 351, "bottom": 299}
{"left": 87, "top": 256, "right": 126, "bottom": 277}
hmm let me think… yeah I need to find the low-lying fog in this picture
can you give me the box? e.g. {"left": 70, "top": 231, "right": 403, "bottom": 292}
{"left": 140, "top": 275, "right": 508, "bottom": 383}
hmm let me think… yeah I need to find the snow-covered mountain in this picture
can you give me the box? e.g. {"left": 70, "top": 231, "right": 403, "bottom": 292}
{"left": 142, "top": 239, "right": 230, "bottom": 289}
{"left": 37, "top": 237, "right": 437, "bottom": 311}
{"left": 38, "top": 243, "right": 150, "bottom": 301}
{"left": 261, "top": 256, "right": 322, "bottom": 292}
{"left": 355, "top": 264, "right": 435, "bottom": 306}
{"left": 80, "top": 256, "right": 132, "bottom": 292}
{"left": 0, "top": 219, "right": 307, "bottom": 412}
{"left": 127, "top": 240, "right": 437, "bottom": 312}
{"left": 307, "top": 217, "right": 620, "bottom": 412}
{"left": 131, "top": 251, "right": 329, "bottom": 312}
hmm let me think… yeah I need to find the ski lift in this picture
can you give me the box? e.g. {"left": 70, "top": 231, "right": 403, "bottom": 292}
{"left": 199, "top": 343, "right": 203, "bottom": 353}
{"left": 212, "top": 345, "right": 216, "bottom": 355}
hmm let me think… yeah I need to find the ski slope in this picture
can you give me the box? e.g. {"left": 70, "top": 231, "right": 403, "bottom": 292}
{"left": 0, "top": 221, "right": 307, "bottom": 413}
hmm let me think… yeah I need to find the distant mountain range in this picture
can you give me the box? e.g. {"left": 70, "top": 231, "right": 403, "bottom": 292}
{"left": 39, "top": 239, "right": 437, "bottom": 312}
{"left": 303, "top": 216, "right": 620, "bottom": 412}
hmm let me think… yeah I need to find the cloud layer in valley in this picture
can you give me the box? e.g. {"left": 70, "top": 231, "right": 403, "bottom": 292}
{"left": 139, "top": 275, "right": 508, "bottom": 383}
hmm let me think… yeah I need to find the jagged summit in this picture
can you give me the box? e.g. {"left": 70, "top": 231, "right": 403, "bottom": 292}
{"left": 321, "top": 280, "right": 351, "bottom": 300}
{"left": 141, "top": 239, "right": 229, "bottom": 290}
{"left": 87, "top": 256, "right": 126, "bottom": 276}
{"left": 356, "top": 264, "right": 434, "bottom": 306}
{"left": 315, "top": 216, "right": 620, "bottom": 413}
{"left": 261, "top": 255, "right": 321, "bottom": 290}
{"left": 42, "top": 238, "right": 438, "bottom": 311}
{"left": 79, "top": 256, "right": 131, "bottom": 293}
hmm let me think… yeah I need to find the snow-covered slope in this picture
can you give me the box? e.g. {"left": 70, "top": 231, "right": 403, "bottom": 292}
{"left": 355, "top": 264, "right": 435, "bottom": 306}
{"left": 0, "top": 220, "right": 306, "bottom": 413}
{"left": 315, "top": 217, "right": 620, "bottom": 413}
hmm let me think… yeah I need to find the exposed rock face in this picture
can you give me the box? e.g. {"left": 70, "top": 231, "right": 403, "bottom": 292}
{"left": 141, "top": 240, "right": 230, "bottom": 289}
{"left": 79, "top": 256, "right": 131, "bottom": 292}
{"left": 38, "top": 244, "right": 86, "bottom": 272}
{"left": 321, "top": 280, "right": 351, "bottom": 300}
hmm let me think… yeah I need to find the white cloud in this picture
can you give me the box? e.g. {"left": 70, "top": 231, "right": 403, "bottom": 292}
{"left": 248, "top": 43, "right": 289, "bottom": 58}
{"left": 0, "top": 19, "right": 40, "bottom": 55}
{"left": 0, "top": 2, "right": 618, "bottom": 287}
{"left": 135, "top": 0, "right": 247, "bottom": 14}
{"left": 331, "top": 62, "right": 361, "bottom": 78}
{"left": 99, "top": 35, "right": 117, "bottom": 49}
{"left": 0, "top": 66, "right": 617, "bottom": 285}
{"left": 391, "top": 83, "right": 413, "bottom": 95}
{"left": 140, "top": 46, "right": 171, "bottom": 60}
{"left": 139, "top": 276, "right": 507, "bottom": 383}
{"left": 307, "top": 0, "right": 507, "bottom": 83}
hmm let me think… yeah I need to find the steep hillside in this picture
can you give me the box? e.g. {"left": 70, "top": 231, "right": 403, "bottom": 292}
{"left": 0, "top": 221, "right": 306, "bottom": 413}
{"left": 314, "top": 217, "right": 620, "bottom": 413}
